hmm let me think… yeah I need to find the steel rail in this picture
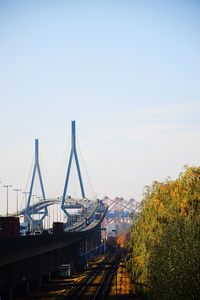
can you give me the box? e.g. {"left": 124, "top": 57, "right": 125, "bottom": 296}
{"left": 66, "top": 253, "right": 114, "bottom": 300}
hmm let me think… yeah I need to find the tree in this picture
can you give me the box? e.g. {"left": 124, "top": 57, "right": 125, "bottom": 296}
{"left": 127, "top": 166, "right": 200, "bottom": 299}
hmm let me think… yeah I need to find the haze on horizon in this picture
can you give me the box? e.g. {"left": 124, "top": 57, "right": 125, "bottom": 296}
{"left": 0, "top": 0, "right": 200, "bottom": 215}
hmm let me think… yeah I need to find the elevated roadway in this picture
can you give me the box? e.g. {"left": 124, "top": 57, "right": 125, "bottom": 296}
{"left": 0, "top": 204, "right": 107, "bottom": 299}
{"left": 0, "top": 203, "right": 107, "bottom": 267}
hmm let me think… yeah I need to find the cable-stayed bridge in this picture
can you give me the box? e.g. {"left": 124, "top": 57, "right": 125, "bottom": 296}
{"left": 1, "top": 120, "right": 135, "bottom": 235}
{"left": 4, "top": 120, "right": 107, "bottom": 233}
{"left": 0, "top": 121, "right": 109, "bottom": 299}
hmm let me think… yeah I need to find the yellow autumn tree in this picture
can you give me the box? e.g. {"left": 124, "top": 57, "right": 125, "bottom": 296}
{"left": 126, "top": 166, "right": 200, "bottom": 299}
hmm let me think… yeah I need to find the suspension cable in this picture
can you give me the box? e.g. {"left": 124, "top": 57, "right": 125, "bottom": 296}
{"left": 76, "top": 139, "right": 95, "bottom": 199}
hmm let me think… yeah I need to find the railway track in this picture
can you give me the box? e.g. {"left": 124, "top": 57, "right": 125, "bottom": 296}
{"left": 14, "top": 252, "right": 119, "bottom": 300}
{"left": 66, "top": 252, "right": 118, "bottom": 299}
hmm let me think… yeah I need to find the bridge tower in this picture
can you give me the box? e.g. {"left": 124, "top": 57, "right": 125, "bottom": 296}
{"left": 25, "top": 139, "right": 48, "bottom": 230}
{"left": 61, "top": 120, "right": 85, "bottom": 217}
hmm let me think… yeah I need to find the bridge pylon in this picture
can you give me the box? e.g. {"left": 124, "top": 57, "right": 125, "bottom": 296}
{"left": 25, "top": 139, "right": 48, "bottom": 229}
{"left": 61, "top": 121, "right": 85, "bottom": 217}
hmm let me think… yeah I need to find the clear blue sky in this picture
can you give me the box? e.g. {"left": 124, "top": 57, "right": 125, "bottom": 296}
{"left": 0, "top": 0, "right": 200, "bottom": 214}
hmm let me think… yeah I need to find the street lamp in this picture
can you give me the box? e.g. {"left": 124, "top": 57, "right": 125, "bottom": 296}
{"left": 3, "top": 185, "right": 12, "bottom": 216}
{"left": 13, "top": 188, "right": 22, "bottom": 215}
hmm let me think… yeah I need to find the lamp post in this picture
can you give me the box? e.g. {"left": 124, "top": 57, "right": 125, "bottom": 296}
{"left": 13, "top": 188, "right": 22, "bottom": 215}
{"left": 3, "top": 185, "right": 12, "bottom": 216}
